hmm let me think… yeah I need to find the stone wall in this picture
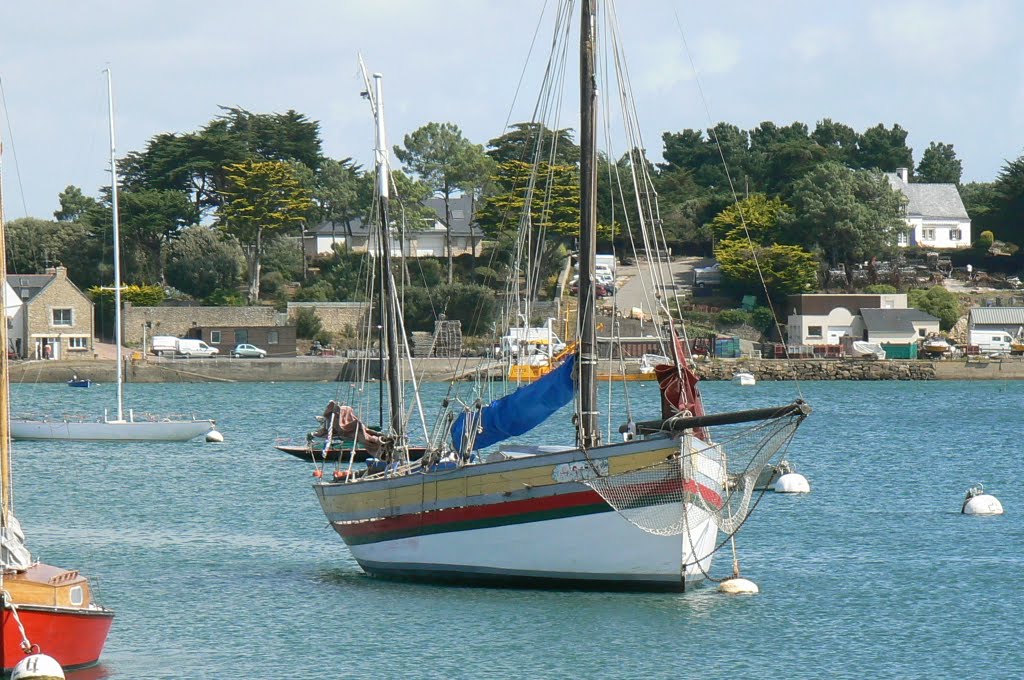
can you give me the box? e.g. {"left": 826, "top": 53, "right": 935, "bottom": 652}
{"left": 122, "top": 303, "right": 282, "bottom": 344}
{"left": 286, "top": 302, "right": 370, "bottom": 339}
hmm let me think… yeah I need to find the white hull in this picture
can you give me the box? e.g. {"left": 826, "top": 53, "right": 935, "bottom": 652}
{"left": 348, "top": 502, "right": 719, "bottom": 588}
{"left": 10, "top": 418, "right": 214, "bottom": 441}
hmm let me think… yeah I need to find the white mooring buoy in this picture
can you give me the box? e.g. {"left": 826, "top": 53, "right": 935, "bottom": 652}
{"left": 11, "top": 654, "right": 65, "bottom": 680}
{"left": 773, "top": 472, "right": 810, "bottom": 494}
{"left": 205, "top": 429, "right": 225, "bottom": 443}
{"left": 718, "top": 577, "right": 760, "bottom": 595}
{"left": 962, "top": 484, "right": 1003, "bottom": 515}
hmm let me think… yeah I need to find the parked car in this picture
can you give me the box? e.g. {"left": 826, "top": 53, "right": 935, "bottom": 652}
{"left": 230, "top": 343, "right": 267, "bottom": 358}
{"left": 693, "top": 262, "right": 722, "bottom": 288}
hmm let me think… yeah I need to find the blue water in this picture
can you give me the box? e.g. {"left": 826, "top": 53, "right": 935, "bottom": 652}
{"left": 8, "top": 378, "right": 1023, "bottom": 678}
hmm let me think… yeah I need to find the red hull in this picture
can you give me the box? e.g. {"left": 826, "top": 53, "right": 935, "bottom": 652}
{"left": 2, "top": 605, "right": 113, "bottom": 672}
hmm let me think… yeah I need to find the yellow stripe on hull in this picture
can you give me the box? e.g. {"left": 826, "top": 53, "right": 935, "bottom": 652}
{"left": 318, "top": 439, "right": 678, "bottom": 515}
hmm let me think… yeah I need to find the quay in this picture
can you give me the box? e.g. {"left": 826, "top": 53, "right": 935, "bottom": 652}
{"left": 9, "top": 355, "right": 1024, "bottom": 384}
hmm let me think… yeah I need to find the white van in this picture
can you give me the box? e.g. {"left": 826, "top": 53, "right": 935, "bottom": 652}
{"left": 969, "top": 330, "right": 1014, "bottom": 354}
{"left": 150, "top": 336, "right": 179, "bottom": 357}
{"left": 176, "top": 338, "right": 219, "bottom": 358}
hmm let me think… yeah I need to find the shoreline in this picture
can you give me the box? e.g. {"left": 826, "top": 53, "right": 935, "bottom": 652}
{"left": 10, "top": 355, "right": 1024, "bottom": 383}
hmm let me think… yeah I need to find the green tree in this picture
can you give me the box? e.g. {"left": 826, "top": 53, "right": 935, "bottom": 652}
{"left": 709, "top": 194, "right": 790, "bottom": 244}
{"left": 811, "top": 119, "right": 859, "bottom": 166}
{"left": 986, "top": 156, "right": 1024, "bottom": 247}
{"left": 784, "top": 162, "right": 906, "bottom": 281}
{"left": 396, "top": 122, "right": 492, "bottom": 282}
{"left": 164, "top": 226, "right": 245, "bottom": 299}
{"left": 486, "top": 122, "right": 579, "bottom": 166}
{"left": 313, "top": 158, "right": 368, "bottom": 244}
{"left": 915, "top": 142, "right": 962, "bottom": 185}
{"left": 715, "top": 239, "right": 817, "bottom": 298}
{"left": 54, "top": 185, "right": 98, "bottom": 222}
{"left": 120, "top": 107, "right": 324, "bottom": 220}
{"left": 117, "top": 187, "right": 198, "bottom": 283}
{"left": 908, "top": 285, "right": 961, "bottom": 330}
{"left": 855, "top": 123, "right": 914, "bottom": 172}
{"left": 218, "top": 160, "right": 314, "bottom": 302}
{"left": 4, "top": 217, "right": 90, "bottom": 277}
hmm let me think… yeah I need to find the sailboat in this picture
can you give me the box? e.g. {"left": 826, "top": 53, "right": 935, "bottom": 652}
{"left": 1, "top": 143, "right": 114, "bottom": 673}
{"left": 312, "top": 1, "right": 810, "bottom": 590}
{"left": 10, "top": 69, "right": 216, "bottom": 442}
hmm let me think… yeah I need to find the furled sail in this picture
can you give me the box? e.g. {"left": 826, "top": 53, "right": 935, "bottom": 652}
{"left": 1, "top": 514, "right": 32, "bottom": 571}
{"left": 451, "top": 354, "right": 576, "bottom": 451}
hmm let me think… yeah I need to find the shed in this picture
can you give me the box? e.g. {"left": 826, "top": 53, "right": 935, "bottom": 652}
{"left": 186, "top": 326, "right": 297, "bottom": 357}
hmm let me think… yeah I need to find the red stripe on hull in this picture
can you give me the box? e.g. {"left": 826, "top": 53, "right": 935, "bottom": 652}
{"left": 2, "top": 606, "right": 113, "bottom": 672}
{"left": 340, "top": 488, "right": 606, "bottom": 539}
{"left": 335, "top": 477, "right": 721, "bottom": 544}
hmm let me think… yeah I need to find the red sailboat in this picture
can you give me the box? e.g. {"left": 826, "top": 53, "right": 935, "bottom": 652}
{"left": 1, "top": 143, "right": 114, "bottom": 672}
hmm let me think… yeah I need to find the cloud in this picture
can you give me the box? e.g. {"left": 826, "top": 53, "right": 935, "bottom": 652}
{"left": 790, "top": 25, "right": 851, "bottom": 62}
{"left": 868, "top": 0, "right": 1012, "bottom": 68}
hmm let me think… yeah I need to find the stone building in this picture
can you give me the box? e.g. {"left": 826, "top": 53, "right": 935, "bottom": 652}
{"left": 7, "top": 266, "right": 93, "bottom": 359}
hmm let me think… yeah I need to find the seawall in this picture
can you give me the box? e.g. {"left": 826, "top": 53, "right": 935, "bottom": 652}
{"left": 9, "top": 355, "right": 1024, "bottom": 384}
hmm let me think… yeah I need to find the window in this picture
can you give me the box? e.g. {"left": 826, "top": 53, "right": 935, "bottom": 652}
{"left": 267, "top": 330, "right": 279, "bottom": 345}
{"left": 808, "top": 326, "right": 823, "bottom": 338}
{"left": 20, "top": 288, "right": 29, "bottom": 299}
{"left": 69, "top": 337, "right": 88, "bottom": 350}
{"left": 922, "top": 228, "right": 936, "bottom": 240}
{"left": 234, "top": 330, "right": 248, "bottom": 345}
{"left": 950, "top": 228, "right": 962, "bottom": 241}
{"left": 918, "top": 328, "right": 926, "bottom": 338}
{"left": 897, "top": 230, "right": 909, "bottom": 246}
{"left": 52, "top": 308, "right": 72, "bottom": 326}
{"left": 210, "top": 330, "right": 222, "bottom": 344}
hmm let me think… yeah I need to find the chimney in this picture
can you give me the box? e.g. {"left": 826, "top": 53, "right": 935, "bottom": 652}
{"left": 896, "top": 167, "right": 908, "bottom": 183}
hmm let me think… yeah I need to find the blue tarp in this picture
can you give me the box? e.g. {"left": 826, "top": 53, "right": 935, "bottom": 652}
{"left": 451, "top": 354, "right": 576, "bottom": 451}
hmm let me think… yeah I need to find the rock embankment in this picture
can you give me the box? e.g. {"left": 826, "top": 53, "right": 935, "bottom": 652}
{"left": 695, "top": 358, "right": 937, "bottom": 381}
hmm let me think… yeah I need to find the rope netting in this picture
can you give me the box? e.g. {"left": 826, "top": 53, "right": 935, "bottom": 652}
{"left": 585, "top": 412, "right": 805, "bottom": 536}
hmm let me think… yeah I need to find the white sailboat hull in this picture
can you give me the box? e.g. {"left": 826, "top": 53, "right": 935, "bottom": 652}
{"left": 317, "top": 436, "right": 726, "bottom": 590}
{"left": 10, "top": 418, "right": 214, "bottom": 441}
{"left": 348, "top": 502, "right": 718, "bottom": 588}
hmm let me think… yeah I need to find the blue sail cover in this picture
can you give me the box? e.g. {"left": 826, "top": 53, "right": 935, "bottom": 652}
{"left": 451, "top": 354, "right": 576, "bottom": 451}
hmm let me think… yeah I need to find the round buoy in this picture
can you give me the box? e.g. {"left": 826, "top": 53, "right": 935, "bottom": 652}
{"left": 773, "top": 472, "right": 810, "bottom": 494}
{"left": 718, "top": 577, "right": 759, "bottom": 595}
{"left": 962, "top": 493, "right": 1004, "bottom": 515}
{"left": 205, "top": 429, "right": 224, "bottom": 443}
{"left": 312, "top": 469, "right": 323, "bottom": 478}
{"left": 12, "top": 654, "right": 65, "bottom": 680}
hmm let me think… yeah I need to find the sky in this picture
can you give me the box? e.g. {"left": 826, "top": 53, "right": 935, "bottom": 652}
{"left": 1, "top": 0, "right": 1022, "bottom": 221}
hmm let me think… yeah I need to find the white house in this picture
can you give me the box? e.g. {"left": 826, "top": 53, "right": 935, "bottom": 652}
{"left": 3, "top": 280, "right": 24, "bottom": 357}
{"left": 887, "top": 168, "right": 971, "bottom": 249}
{"left": 859, "top": 308, "right": 940, "bottom": 345}
{"left": 305, "top": 195, "right": 483, "bottom": 258}
{"left": 787, "top": 293, "right": 907, "bottom": 345}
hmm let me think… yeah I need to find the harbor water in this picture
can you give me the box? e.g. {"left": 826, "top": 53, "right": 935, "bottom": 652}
{"left": 8, "top": 379, "right": 1023, "bottom": 678}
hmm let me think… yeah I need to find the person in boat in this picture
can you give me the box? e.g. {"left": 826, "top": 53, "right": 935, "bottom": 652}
{"left": 309, "top": 400, "right": 385, "bottom": 454}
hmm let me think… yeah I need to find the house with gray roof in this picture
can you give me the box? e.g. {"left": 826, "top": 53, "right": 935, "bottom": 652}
{"left": 305, "top": 194, "right": 483, "bottom": 258}
{"left": 6, "top": 266, "right": 94, "bottom": 359}
{"left": 886, "top": 168, "right": 971, "bottom": 249}
{"left": 859, "top": 308, "right": 940, "bottom": 345}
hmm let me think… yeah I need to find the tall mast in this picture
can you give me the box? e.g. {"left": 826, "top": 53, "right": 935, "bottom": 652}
{"left": 105, "top": 68, "right": 125, "bottom": 422}
{"left": 372, "top": 73, "right": 405, "bottom": 440}
{"left": 578, "top": 0, "right": 599, "bottom": 448}
{"left": 0, "top": 142, "right": 12, "bottom": 527}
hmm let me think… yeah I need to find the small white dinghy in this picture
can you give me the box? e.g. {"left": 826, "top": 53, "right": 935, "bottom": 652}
{"left": 732, "top": 371, "right": 756, "bottom": 386}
